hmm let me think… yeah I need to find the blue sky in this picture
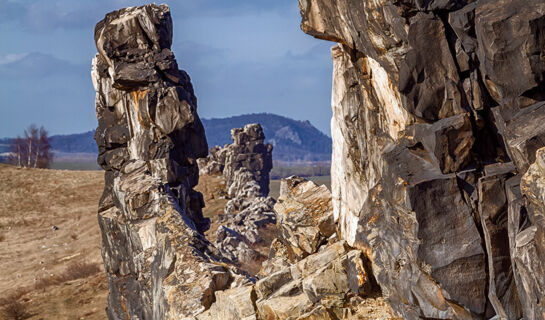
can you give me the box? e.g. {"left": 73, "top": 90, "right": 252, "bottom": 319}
{"left": 0, "top": 0, "right": 333, "bottom": 138}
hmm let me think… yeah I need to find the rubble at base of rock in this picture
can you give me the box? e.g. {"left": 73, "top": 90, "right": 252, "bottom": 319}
{"left": 200, "top": 176, "right": 389, "bottom": 320}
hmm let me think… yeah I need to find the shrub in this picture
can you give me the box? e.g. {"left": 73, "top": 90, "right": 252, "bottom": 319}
{"left": 1, "top": 298, "right": 30, "bottom": 320}
{"left": 60, "top": 262, "right": 101, "bottom": 282}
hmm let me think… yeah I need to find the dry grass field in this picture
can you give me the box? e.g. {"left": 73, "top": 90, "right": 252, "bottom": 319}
{"left": 0, "top": 164, "right": 107, "bottom": 320}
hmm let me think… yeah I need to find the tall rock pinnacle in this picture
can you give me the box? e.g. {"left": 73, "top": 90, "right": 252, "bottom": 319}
{"left": 92, "top": 4, "right": 249, "bottom": 319}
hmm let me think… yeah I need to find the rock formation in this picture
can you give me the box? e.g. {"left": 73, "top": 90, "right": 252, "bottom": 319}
{"left": 93, "top": 2, "right": 545, "bottom": 319}
{"left": 200, "top": 176, "right": 390, "bottom": 319}
{"left": 199, "top": 124, "right": 277, "bottom": 271}
{"left": 92, "top": 5, "right": 251, "bottom": 319}
{"left": 300, "top": 0, "right": 545, "bottom": 318}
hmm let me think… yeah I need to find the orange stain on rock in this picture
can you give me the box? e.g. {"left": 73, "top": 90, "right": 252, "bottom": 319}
{"left": 131, "top": 89, "right": 149, "bottom": 127}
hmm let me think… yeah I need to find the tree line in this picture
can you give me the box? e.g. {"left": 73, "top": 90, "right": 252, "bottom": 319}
{"left": 8, "top": 124, "right": 53, "bottom": 168}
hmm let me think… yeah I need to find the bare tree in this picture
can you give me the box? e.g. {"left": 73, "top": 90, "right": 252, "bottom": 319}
{"left": 9, "top": 125, "right": 53, "bottom": 168}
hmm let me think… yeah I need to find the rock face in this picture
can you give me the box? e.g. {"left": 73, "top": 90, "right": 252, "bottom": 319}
{"left": 300, "top": 0, "right": 545, "bottom": 318}
{"left": 200, "top": 177, "right": 386, "bottom": 320}
{"left": 274, "top": 176, "right": 335, "bottom": 260}
{"left": 92, "top": 5, "right": 250, "bottom": 319}
{"left": 223, "top": 124, "right": 273, "bottom": 198}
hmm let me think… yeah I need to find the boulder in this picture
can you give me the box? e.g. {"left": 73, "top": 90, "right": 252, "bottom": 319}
{"left": 274, "top": 176, "right": 335, "bottom": 259}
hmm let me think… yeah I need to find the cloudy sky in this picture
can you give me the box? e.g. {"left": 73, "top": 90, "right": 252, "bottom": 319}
{"left": 0, "top": 0, "right": 333, "bottom": 138}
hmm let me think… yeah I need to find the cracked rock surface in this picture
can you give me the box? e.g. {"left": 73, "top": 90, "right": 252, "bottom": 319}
{"left": 300, "top": 0, "right": 545, "bottom": 318}
{"left": 92, "top": 5, "right": 250, "bottom": 319}
{"left": 200, "top": 124, "right": 277, "bottom": 272}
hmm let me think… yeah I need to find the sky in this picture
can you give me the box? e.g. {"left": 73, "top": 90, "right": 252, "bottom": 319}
{"left": 0, "top": 0, "right": 334, "bottom": 138}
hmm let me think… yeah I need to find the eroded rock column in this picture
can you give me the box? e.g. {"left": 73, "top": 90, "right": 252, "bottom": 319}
{"left": 92, "top": 5, "right": 248, "bottom": 319}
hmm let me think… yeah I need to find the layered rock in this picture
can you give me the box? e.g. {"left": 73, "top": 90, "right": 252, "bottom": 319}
{"left": 201, "top": 177, "right": 387, "bottom": 319}
{"left": 274, "top": 176, "right": 335, "bottom": 260}
{"left": 300, "top": 0, "right": 545, "bottom": 319}
{"left": 197, "top": 145, "right": 227, "bottom": 175}
{"left": 199, "top": 124, "right": 276, "bottom": 271}
{"left": 92, "top": 5, "right": 250, "bottom": 319}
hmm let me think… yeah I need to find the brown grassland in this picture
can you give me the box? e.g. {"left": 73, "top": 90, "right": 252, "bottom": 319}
{"left": 0, "top": 164, "right": 106, "bottom": 319}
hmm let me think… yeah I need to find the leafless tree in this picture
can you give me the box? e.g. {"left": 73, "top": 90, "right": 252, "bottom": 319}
{"left": 8, "top": 125, "right": 53, "bottom": 168}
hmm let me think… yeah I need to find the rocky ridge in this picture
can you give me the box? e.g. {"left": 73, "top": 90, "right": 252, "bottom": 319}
{"left": 199, "top": 124, "right": 277, "bottom": 272}
{"left": 299, "top": 0, "right": 545, "bottom": 318}
{"left": 92, "top": 2, "right": 545, "bottom": 320}
{"left": 200, "top": 176, "right": 391, "bottom": 319}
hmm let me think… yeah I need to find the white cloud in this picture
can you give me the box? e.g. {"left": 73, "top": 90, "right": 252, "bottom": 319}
{"left": 0, "top": 53, "right": 28, "bottom": 66}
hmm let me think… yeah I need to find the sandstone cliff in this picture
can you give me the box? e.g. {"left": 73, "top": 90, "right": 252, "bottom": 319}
{"left": 300, "top": 0, "right": 545, "bottom": 318}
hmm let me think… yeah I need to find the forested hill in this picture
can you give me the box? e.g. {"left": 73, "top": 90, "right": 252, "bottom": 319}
{"left": 0, "top": 113, "right": 332, "bottom": 162}
{"left": 202, "top": 113, "right": 331, "bottom": 162}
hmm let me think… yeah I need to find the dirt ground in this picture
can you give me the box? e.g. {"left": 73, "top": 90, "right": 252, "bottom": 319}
{"left": 0, "top": 164, "right": 107, "bottom": 319}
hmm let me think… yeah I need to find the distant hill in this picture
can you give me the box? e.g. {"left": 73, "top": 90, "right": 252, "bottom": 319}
{"left": 0, "top": 113, "right": 331, "bottom": 163}
{"left": 202, "top": 113, "right": 331, "bottom": 162}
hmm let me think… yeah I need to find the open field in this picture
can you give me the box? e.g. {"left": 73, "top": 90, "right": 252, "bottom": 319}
{"left": 0, "top": 164, "right": 106, "bottom": 319}
{"left": 49, "top": 162, "right": 100, "bottom": 171}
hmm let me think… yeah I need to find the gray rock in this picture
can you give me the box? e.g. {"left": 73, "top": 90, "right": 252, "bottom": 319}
{"left": 92, "top": 5, "right": 250, "bottom": 319}
{"left": 300, "top": 0, "right": 545, "bottom": 318}
{"left": 274, "top": 176, "right": 335, "bottom": 259}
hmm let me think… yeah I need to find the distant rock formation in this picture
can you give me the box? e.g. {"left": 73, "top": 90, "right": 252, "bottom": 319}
{"left": 300, "top": 0, "right": 545, "bottom": 318}
{"left": 92, "top": 5, "right": 250, "bottom": 319}
{"left": 201, "top": 113, "right": 332, "bottom": 162}
{"left": 199, "top": 124, "right": 276, "bottom": 270}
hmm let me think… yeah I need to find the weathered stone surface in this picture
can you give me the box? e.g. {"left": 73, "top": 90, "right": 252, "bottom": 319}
{"left": 478, "top": 166, "right": 522, "bottom": 319}
{"left": 197, "top": 145, "right": 227, "bottom": 175}
{"left": 274, "top": 176, "right": 335, "bottom": 259}
{"left": 214, "top": 198, "right": 276, "bottom": 268}
{"left": 223, "top": 124, "right": 273, "bottom": 198}
{"left": 201, "top": 177, "right": 388, "bottom": 319}
{"left": 198, "top": 124, "right": 276, "bottom": 271}
{"left": 518, "top": 147, "right": 545, "bottom": 317}
{"left": 300, "top": 0, "right": 545, "bottom": 318}
{"left": 197, "top": 286, "right": 257, "bottom": 320}
{"left": 255, "top": 241, "right": 372, "bottom": 320}
{"left": 93, "top": 5, "right": 250, "bottom": 319}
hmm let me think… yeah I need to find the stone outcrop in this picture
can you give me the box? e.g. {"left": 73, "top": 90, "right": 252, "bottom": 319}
{"left": 223, "top": 124, "right": 273, "bottom": 197}
{"left": 274, "top": 176, "right": 335, "bottom": 260}
{"left": 197, "top": 145, "right": 227, "bottom": 176}
{"left": 92, "top": 5, "right": 251, "bottom": 319}
{"left": 300, "top": 0, "right": 545, "bottom": 319}
{"left": 199, "top": 124, "right": 276, "bottom": 271}
{"left": 200, "top": 177, "right": 387, "bottom": 319}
